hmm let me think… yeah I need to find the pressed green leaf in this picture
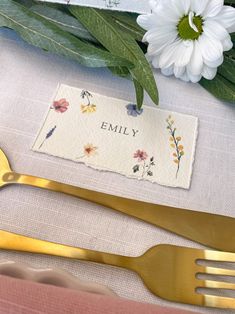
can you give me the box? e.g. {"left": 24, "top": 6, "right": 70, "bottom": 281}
{"left": 70, "top": 6, "right": 158, "bottom": 106}
{"left": 0, "top": 0, "right": 133, "bottom": 68}
{"left": 218, "top": 55, "right": 235, "bottom": 84}
{"left": 200, "top": 74, "right": 235, "bottom": 103}
{"left": 31, "top": 4, "right": 98, "bottom": 43}
{"left": 133, "top": 78, "right": 144, "bottom": 109}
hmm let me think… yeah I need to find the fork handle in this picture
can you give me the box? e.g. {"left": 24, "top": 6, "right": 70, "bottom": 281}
{"left": 0, "top": 230, "right": 136, "bottom": 271}
{"left": 4, "top": 171, "right": 235, "bottom": 252}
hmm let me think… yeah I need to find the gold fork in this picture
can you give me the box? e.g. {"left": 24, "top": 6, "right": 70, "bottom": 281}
{"left": 1, "top": 229, "right": 235, "bottom": 310}
{"left": 1, "top": 147, "right": 235, "bottom": 252}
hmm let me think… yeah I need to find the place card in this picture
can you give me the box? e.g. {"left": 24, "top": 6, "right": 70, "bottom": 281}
{"left": 32, "top": 84, "right": 198, "bottom": 189}
{"left": 37, "top": 0, "right": 151, "bottom": 13}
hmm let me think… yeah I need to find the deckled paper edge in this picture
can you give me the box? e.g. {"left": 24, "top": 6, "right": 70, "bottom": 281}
{"left": 31, "top": 83, "right": 199, "bottom": 189}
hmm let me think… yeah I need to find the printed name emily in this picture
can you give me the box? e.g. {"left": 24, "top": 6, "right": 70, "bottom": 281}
{"left": 101, "top": 122, "right": 139, "bottom": 137}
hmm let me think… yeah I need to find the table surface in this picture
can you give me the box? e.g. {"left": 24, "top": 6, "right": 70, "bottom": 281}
{"left": 0, "top": 28, "right": 234, "bottom": 314}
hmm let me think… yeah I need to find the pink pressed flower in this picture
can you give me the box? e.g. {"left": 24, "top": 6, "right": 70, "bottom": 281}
{"left": 52, "top": 98, "right": 69, "bottom": 113}
{"left": 134, "top": 150, "right": 148, "bottom": 162}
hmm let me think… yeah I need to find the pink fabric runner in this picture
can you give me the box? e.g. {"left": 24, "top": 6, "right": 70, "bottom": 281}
{"left": 0, "top": 275, "right": 200, "bottom": 314}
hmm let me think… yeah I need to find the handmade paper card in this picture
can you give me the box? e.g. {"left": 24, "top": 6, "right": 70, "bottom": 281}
{"left": 32, "top": 84, "right": 198, "bottom": 189}
{"left": 38, "top": 0, "right": 151, "bottom": 13}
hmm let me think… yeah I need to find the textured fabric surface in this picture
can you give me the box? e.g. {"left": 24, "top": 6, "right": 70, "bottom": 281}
{"left": 0, "top": 29, "right": 234, "bottom": 314}
{"left": 0, "top": 275, "right": 199, "bottom": 314}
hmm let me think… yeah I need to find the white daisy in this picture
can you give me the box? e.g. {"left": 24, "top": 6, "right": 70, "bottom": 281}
{"left": 137, "top": 0, "right": 235, "bottom": 83}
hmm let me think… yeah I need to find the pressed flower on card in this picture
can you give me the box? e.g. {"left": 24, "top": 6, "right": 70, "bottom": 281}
{"left": 51, "top": 98, "right": 69, "bottom": 113}
{"left": 39, "top": 98, "right": 69, "bottom": 149}
{"left": 133, "top": 150, "right": 155, "bottom": 178}
{"left": 126, "top": 104, "right": 143, "bottom": 117}
{"left": 80, "top": 90, "right": 96, "bottom": 113}
{"left": 104, "top": 0, "right": 120, "bottom": 8}
{"left": 166, "top": 115, "right": 185, "bottom": 178}
{"left": 76, "top": 144, "right": 98, "bottom": 159}
{"left": 39, "top": 125, "right": 56, "bottom": 149}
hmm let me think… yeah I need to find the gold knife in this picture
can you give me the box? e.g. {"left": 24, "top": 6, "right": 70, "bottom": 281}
{"left": 1, "top": 147, "right": 234, "bottom": 251}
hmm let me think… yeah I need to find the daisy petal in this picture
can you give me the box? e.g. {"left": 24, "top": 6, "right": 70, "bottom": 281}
{"left": 213, "top": 5, "right": 235, "bottom": 30}
{"left": 187, "top": 68, "right": 202, "bottom": 83}
{"left": 204, "top": 55, "right": 224, "bottom": 68}
{"left": 159, "top": 40, "right": 182, "bottom": 68}
{"left": 161, "top": 65, "right": 174, "bottom": 76}
{"left": 174, "top": 66, "right": 186, "bottom": 78}
{"left": 188, "top": 40, "right": 203, "bottom": 76}
{"left": 222, "top": 36, "right": 233, "bottom": 51}
{"left": 201, "top": 65, "right": 217, "bottom": 80}
{"left": 198, "top": 34, "right": 223, "bottom": 63}
{"left": 146, "top": 28, "right": 178, "bottom": 56}
{"left": 174, "top": 40, "right": 194, "bottom": 67}
{"left": 179, "top": 71, "right": 190, "bottom": 82}
{"left": 203, "top": 0, "right": 223, "bottom": 18}
{"left": 203, "top": 20, "right": 228, "bottom": 41}
{"left": 191, "top": 0, "right": 209, "bottom": 16}
{"left": 171, "top": 0, "right": 190, "bottom": 16}
{"left": 137, "top": 14, "right": 158, "bottom": 30}
{"left": 152, "top": 55, "right": 160, "bottom": 68}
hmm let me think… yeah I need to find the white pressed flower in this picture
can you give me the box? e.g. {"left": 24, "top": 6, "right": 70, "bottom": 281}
{"left": 137, "top": 0, "right": 235, "bottom": 83}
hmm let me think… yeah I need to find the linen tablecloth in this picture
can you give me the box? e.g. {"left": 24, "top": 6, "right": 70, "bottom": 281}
{"left": 0, "top": 28, "right": 234, "bottom": 313}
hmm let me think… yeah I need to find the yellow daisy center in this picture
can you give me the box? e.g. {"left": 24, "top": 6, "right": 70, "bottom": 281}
{"left": 178, "top": 15, "right": 203, "bottom": 40}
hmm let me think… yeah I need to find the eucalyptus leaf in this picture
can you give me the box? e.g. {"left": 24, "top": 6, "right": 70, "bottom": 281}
{"left": 110, "top": 11, "right": 145, "bottom": 41}
{"left": 224, "top": 0, "right": 235, "bottom": 4}
{"left": 218, "top": 55, "right": 235, "bottom": 84}
{"left": 225, "top": 49, "right": 235, "bottom": 58}
{"left": 231, "top": 33, "right": 235, "bottom": 44}
{"left": 0, "top": 0, "right": 133, "bottom": 68}
{"left": 109, "top": 66, "right": 131, "bottom": 78}
{"left": 200, "top": 74, "right": 235, "bottom": 103}
{"left": 133, "top": 79, "right": 144, "bottom": 110}
{"left": 70, "top": 6, "right": 158, "bottom": 106}
{"left": 31, "top": 4, "right": 98, "bottom": 43}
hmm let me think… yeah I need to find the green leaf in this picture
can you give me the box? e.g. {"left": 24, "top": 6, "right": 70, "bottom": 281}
{"left": 224, "top": 0, "right": 235, "bottom": 4}
{"left": 0, "top": 0, "right": 133, "bottom": 68}
{"left": 218, "top": 55, "right": 235, "bottom": 84}
{"left": 108, "top": 66, "right": 131, "bottom": 78}
{"left": 200, "top": 74, "right": 235, "bottom": 103}
{"left": 225, "top": 48, "right": 235, "bottom": 59}
{"left": 133, "top": 79, "right": 144, "bottom": 109}
{"left": 110, "top": 11, "right": 145, "bottom": 41}
{"left": 70, "top": 6, "right": 158, "bottom": 106}
{"left": 30, "top": 4, "right": 98, "bottom": 43}
{"left": 231, "top": 33, "right": 235, "bottom": 44}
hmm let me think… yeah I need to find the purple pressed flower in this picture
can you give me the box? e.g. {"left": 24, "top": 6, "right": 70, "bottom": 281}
{"left": 126, "top": 104, "right": 143, "bottom": 117}
{"left": 39, "top": 125, "right": 57, "bottom": 149}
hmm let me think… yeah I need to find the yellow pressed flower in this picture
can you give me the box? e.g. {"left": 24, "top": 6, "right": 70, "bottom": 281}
{"left": 178, "top": 145, "right": 184, "bottom": 151}
{"left": 170, "top": 143, "right": 175, "bottom": 148}
{"left": 169, "top": 137, "right": 174, "bottom": 141}
{"left": 81, "top": 104, "right": 97, "bottom": 113}
{"left": 176, "top": 136, "right": 181, "bottom": 141}
{"left": 173, "top": 153, "right": 177, "bottom": 157}
{"left": 174, "top": 159, "right": 179, "bottom": 164}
